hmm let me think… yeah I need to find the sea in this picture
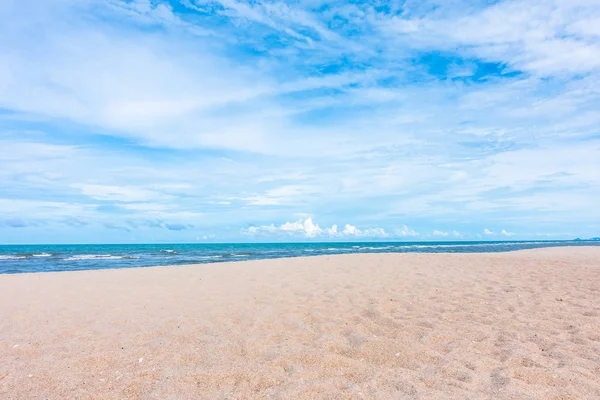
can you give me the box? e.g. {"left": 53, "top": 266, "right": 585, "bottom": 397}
{"left": 1, "top": 240, "right": 599, "bottom": 274}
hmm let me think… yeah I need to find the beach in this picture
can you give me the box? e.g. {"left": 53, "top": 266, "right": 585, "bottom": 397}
{"left": 1, "top": 247, "right": 599, "bottom": 399}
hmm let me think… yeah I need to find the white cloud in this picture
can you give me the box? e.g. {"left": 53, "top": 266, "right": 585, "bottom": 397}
{"left": 363, "top": 227, "right": 388, "bottom": 237}
{"left": 501, "top": 229, "right": 515, "bottom": 237}
{"left": 247, "top": 217, "right": 326, "bottom": 238}
{"left": 282, "top": 217, "right": 323, "bottom": 237}
{"left": 343, "top": 225, "right": 390, "bottom": 237}
{"left": 394, "top": 225, "right": 419, "bottom": 237}
{"left": 118, "top": 203, "right": 170, "bottom": 211}
{"left": 325, "top": 224, "right": 338, "bottom": 236}
{"left": 242, "top": 217, "right": 393, "bottom": 238}
{"left": 342, "top": 224, "right": 360, "bottom": 235}
{"left": 72, "top": 184, "right": 171, "bottom": 202}
{"left": 241, "top": 185, "right": 316, "bottom": 206}
{"left": 433, "top": 229, "right": 463, "bottom": 238}
{"left": 0, "top": 198, "right": 92, "bottom": 219}
{"left": 484, "top": 228, "right": 494, "bottom": 235}
{"left": 383, "top": 0, "right": 600, "bottom": 76}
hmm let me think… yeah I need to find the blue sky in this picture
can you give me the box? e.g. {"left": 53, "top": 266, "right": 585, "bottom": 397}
{"left": 1, "top": 0, "right": 599, "bottom": 244}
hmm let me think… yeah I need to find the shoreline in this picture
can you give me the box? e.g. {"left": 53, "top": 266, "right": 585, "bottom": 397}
{"left": 1, "top": 244, "right": 599, "bottom": 277}
{"left": 2, "top": 247, "right": 599, "bottom": 399}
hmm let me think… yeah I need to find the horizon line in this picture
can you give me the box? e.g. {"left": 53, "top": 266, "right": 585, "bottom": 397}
{"left": 1, "top": 239, "right": 594, "bottom": 246}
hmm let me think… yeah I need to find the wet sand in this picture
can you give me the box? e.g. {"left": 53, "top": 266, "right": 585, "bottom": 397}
{"left": 1, "top": 247, "right": 599, "bottom": 399}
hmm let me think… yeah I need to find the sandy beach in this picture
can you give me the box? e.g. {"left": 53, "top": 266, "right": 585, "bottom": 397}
{"left": 1, "top": 247, "right": 599, "bottom": 399}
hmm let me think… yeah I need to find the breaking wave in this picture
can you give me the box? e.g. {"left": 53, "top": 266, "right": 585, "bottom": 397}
{"left": 63, "top": 254, "right": 140, "bottom": 261}
{"left": 0, "top": 255, "right": 27, "bottom": 261}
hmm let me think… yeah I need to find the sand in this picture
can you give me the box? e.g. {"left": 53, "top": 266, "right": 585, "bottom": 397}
{"left": 1, "top": 247, "right": 599, "bottom": 399}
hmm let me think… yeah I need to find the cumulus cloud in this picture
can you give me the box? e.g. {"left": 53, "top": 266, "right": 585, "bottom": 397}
{"left": 501, "top": 229, "right": 515, "bottom": 237}
{"left": 342, "top": 224, "right": 389, "bottom": 237}
{"left": 281, "top": 217, "right": 323, "bottom": 237}
{"left": 325, "top": 225, "right": 338, "bottom": 235}
{"left": 394, "top": 225, "right": 419, "bottom": 237}
{"left": 245, "top": 218, "right": 324, "bottom": 238}
{"left": 364, "top": 227, "right": 388, "bottom": 237}
{"left": 483, "top": 228, "right": 494, "bottom": 235}
{"left": 342, "top": 224, "right": 360, "bottom": 235}
{"left": 243, "top": 218, "right": 397, "bottom": 238}
{"left": 433, "top": 230, "right": 463, "bottom": 238}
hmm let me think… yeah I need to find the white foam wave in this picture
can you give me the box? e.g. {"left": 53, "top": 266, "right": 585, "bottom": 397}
{"left": 161, "top": 250, "right": 176, "bottom": 253}
{"left": 393, "top": 241, "right": 556, "bottom": 249}
{"left": 32, "top": 253, "right": 53, "bottom": 257}
{"left": 0, "top": 255, "right": 27, "bottom": 260}
{"left": 64, "top": 254, "right": 140, "bottom": 261}
{"left": 334, "top": 241, "right": 564, "bottom": 252}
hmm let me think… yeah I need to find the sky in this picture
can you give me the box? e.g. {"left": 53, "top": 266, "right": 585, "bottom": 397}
{"left": 0, "top": 0, "right": 599, "bottom": 244}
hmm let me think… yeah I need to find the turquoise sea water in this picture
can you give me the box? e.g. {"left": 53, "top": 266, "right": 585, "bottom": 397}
{"left": 0, "top": 241, "right": 598, "bottom": 274}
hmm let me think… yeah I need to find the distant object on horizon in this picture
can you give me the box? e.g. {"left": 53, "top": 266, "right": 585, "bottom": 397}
{"left": 573, "top": 237, "right": 600, "bottom": 241}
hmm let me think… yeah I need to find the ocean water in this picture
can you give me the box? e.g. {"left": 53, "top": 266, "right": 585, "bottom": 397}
{"left": 0, "top": 241, "right": 598, "bottom": 274}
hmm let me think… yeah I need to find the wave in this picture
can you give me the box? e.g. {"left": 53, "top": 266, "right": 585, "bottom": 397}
{"left": 160, "top": 250, "right": 176, "bottom": 253}
{"left": 63, "top": 254, "right": 140, "bottom": 261}
{"left": 0, "top": 255, "right": 27, "bottom": 261}
{"left": 32, "top": 253, "right": 53, "bottom": 257}
{"left": 357, "top": 246, "right": 395, "bottom": 250}
{"left": 322, "top": 247, "right": 354, "bottom": 252}
{"left": 393, "top": 241, "right": 558, "bottom": 249}
{"left": 343, "top": 241, "right": 564, "bottom": 251}
{"left": 193, "top": 253, "right": 252, "bottom": 260}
